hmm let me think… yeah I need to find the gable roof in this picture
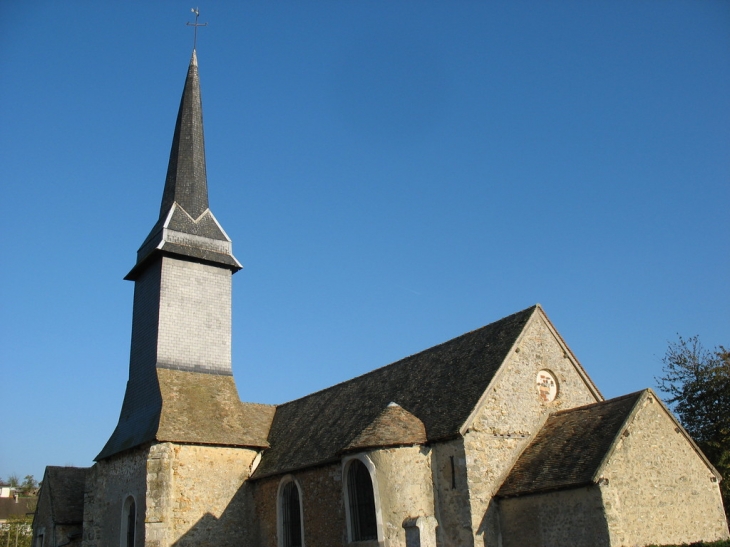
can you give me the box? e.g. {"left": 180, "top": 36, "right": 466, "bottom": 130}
{"left": 253, "top": 305, "right": 537, "bottom": 479}
{"left": 42, "top": 466, "right": 88, "bottom": 524}
{"left": 496, "top": 390, "right": 644, "bottom": 498}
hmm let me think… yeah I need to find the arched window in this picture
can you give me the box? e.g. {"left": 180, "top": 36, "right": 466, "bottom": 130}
{"left": 121, "top": 496, "right": 136, "bottom": 547}
{"left": 346, "top": 459, "right": 377, "bottom": 542}
{"left": 278, "top": 478, "right": 303, "bottom": 547}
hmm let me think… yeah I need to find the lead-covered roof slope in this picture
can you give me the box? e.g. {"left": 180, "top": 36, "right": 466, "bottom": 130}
{"left": 253, "top": 305, "right": 537, "bottom": 478}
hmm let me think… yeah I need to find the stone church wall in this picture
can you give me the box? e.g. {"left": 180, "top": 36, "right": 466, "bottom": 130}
{"left": 599, "top": 395, "right": 730, "bottom": 546}
{"left": 497, "top": 486, "right": 610, "bottom": 547}
{"left": 369, "top": 446, "right": 435, "bottom": 547}
{"left": 252, "top": 446, "right": 435, "bottom": 547}
{"left": 82, "top": 443, "right": 260, "bottom": 547}
{"left": 462, "top": 314, "right": 599, "bottom": 547}
{"left": 253, "top": 462, "right": 346, "bottom": 547}
{"left": 82, "top": 446, "right": 148, "bottom": 547}
{"left": 430, "top": 438, "right": 473, "bottom": 547}
{"left": 155, "top": 443, "right": 259, "bottom": 547}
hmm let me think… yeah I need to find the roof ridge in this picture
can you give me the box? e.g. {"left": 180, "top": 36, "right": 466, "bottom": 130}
{"left": 240, "top": 401, "right": 277, "bottom": 409}
{"left": 271, "top": 305, "right": 539, "bottom": 410}
{"left": 256, "top": 304, "right": 539, "bottom": 478}
{"left": 549, "top": 389, "right": 646, "bottom": 417}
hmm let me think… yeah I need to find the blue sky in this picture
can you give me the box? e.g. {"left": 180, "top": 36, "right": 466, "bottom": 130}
{"left": 1, "top": 1, "right": 728, "bottom": 481}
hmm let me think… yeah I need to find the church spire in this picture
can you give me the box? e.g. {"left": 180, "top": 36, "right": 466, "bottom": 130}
{"left": 126, "top": 50, "right": 241, "bottom": 280}
{"left": 99, "top": 48, "right": 257, "bottom": 461}
{"left": 159, "top": 50, "right": 209, "bottom": 221}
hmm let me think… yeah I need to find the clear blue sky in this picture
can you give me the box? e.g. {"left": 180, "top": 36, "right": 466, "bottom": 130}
{"left": 1, "top": 1, "right": 728, "bottom": 481}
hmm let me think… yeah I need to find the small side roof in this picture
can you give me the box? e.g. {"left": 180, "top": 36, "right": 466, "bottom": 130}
{"left": 253, "top": 305, "right": 537, "bottom": 479}
{"left": 497, "top": 391, "right": 645, "bottom": 498}
{"left": 43, "top": 466, "right": 88, "bottom": 524}
{"left": 343, "top": 403, "right": 427, "bottom": 452}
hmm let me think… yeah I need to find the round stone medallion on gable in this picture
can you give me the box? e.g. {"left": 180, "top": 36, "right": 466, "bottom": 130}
{"left": 536, "top": 370, "right": 558, "bottom": 403}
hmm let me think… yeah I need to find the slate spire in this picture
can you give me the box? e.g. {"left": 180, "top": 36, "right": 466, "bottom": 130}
{"left": 160, "top": 49, "right": 209, "bottom": 220}
{"left": 126, "top": 50, "right": 241, "bottom": 279}
{"left": 99, "top": 50, "right": 257, "bottom": 461}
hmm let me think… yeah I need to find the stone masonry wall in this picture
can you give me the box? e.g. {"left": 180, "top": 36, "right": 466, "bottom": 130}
{"left": 253, "top": 463, "right": 346, "bottom": 547}
{"left": 56, "top": 523, "right": 84, "bottom": 547}
{"left": 369, "top": 446, "right": 435, "bottom": 547}
{"left": 600, "top": 394, "right": 730, "bottom": 546}
{"left": 253, "top": 447, "right": 435, "bottom": 547}
{"left": 430, "top": 438, "right": 474, "bottom": 547}
{"left": 498, "top": 487, "right": 610, "bottom": 547}
{"left": 145, "top": 444, "right": 173, "bottom": 547}
{"left": 462, "top": 313, "right": 599, "bottom": 547}
{"left": 82, "top": 447, "right": 148, "bottom": 547}
{"left": 148, "top": 443, "right": 259, "bottom": 547}
{"left": 157, "top": 257, "right": 232, "bottom": 375}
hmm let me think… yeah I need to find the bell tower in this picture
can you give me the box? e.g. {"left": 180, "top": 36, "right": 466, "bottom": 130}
{"left": 83, "top": 48, "right": 271, "bottom": 547}
{"left": 97, "top": 50, "right": 262, "bottom": 460}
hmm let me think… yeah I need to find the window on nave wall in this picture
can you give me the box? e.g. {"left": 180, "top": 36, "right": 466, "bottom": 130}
{"left": 279, "top": 479, "right": 303, "bottom": 547}
{"left": 346, "top": 459, "right": 377, "bottom": 542}
{"left": 121, "top": 496, "right": 136, "bottom": 547}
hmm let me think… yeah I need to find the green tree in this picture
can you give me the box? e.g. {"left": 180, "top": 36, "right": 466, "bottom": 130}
{"left": 6, "top": 473, "right": 20, "bottom": 488}
{"left": 657, "top": 335, "right": 730, "bottom": 520}
{"left": 19, "top": 476, "right": 36, "bottom": 494}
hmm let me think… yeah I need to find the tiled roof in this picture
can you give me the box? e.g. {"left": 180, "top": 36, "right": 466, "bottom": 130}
{"left": 344, "top": 403, "right": 427, "bottom": 452}
{"left": 0, "top": 497, "right": 37, "bottom": 520}
{"left": 497, "top": 390, "right": 645, "bottom": 498}
{"left": 97, "top": 369, "right": 275, "bottom": 460}
{"left": 44, "top": 466, "right": 88, "bottom": 524}
{"left": 157, "top": 368, "right": 275, "bottom": 448}
{"left": 253, "top": 306, "right": 537, "bottom": 478}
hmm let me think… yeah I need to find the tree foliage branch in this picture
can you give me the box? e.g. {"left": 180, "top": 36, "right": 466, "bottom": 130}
{"left": 657, "top": 335, "right": 730, "bottom": 521}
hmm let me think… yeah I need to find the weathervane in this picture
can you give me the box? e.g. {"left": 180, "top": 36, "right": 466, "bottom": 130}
{"left": 186, "top": 8, "right": 207, "bottom": 50}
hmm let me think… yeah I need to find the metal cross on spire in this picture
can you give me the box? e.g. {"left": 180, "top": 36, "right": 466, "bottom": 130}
{"left": 186, "top": 8, "right": 207, "bottom": 51}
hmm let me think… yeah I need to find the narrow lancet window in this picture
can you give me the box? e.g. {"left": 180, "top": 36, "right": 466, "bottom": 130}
{"left": 122, "top": 496, "right": 136, "bottom": 547}
{"left": 280, "top": 480, "right": 303, "bottom": 547}
{"left": 347, "top": 459, "right": 377, "bottom": 541}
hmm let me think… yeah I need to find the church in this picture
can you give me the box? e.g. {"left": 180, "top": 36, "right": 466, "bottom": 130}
{"left": 32, "top": 49, "right": 728, "bottom": 547}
